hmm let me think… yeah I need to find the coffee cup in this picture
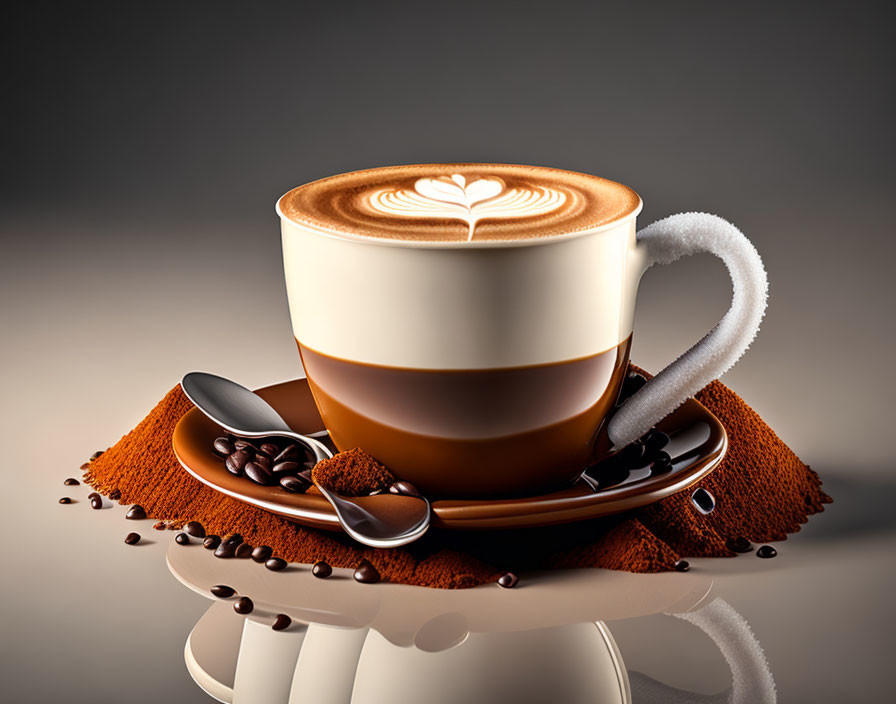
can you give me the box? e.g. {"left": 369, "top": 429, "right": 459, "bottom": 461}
{"left": 277, "top": 164, "right": 766, "bottom": 498}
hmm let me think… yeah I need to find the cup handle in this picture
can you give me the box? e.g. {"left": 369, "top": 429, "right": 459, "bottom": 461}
{"left": 607, "top": 213, "right": 768, "bottom": 448}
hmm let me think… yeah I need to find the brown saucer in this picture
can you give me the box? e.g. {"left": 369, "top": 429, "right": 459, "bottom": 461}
{"left": 172, "top": 378, "right": 727, "bottom": 531}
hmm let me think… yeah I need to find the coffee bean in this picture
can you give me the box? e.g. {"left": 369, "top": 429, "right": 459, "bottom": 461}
{"left": 259, "top": 443, "right": 280, "bottom": 458}
{"left": 619, "top": 373, "right": 647, "bottom": 402}
{"left": 87, "top": 491, "right": 100, "bottom": 500}
{"left": 756, "top": 545, "right": 777, "bottom": 559}
{"left": 388, "top": 481, "right": 421, "bottom": 497}
{"left": 651, "top": 457, "right": 674, "bottom": 475}
{"left": 210, "top": 585, "right": 236, "bottom": 598}
{"left": 109, "top": 489, "right": 122, "bottom": 501}
{"left": 272, "top": 461, "right": 300, "bottom": 476}
{"left": 224, "top": 533, "right": 243, "bottom": 546}
{"left": 184, "top": 521, "right": 206, "bottom": 538}
{"left": 618, "top": 442, "right": 645, "bottom": 467}
{"left": 235, "top": 542, "right": 253, "bottom": 559}
{"left": 279, "top": 475, "right": 308, "bottom": 493}
{"left": 59, "top": 497, "right": 73, "bottom": 504}
{"left": 726, "top": 537, "right": 753, "bottom": 553}
{"left": 691, "top": 488, "right": 716, "bottom": 515}
{"left": 251, "top": 545, "right": 273, "bottom": 563}
{"left": 63, "top": 477, "right": 80, "bottom": 486}
{"left": 643, "top": 429, "right": 671, "bottom": 455}
{"left": 497, "top": 572, "right": 519, "bottom": 589}
{"left": 274, "top": 444, "right": 300, "bottom": 463}
{"left": 126, "top": 505, "right": 146, "bottom": 520}
{"left": 168, "top": 523, "right": 178, "bottom": 530}
{"left": 265, "top": 557, "right": 288, "bottom": 571}
{"left": 233, "top": 597, "right": 254, "bottom": 615}
{"left": 674, "top": 559, "right": 690, "bottom": 572}
{"left": 215, "top": 542, "right": 235, "bottom": 558}
{"left": 298, "top": 469, "right": 314, "bottom": 483}
{"left": 312, "top": 561, "right": 332, "bottom": 579}
{"left": 233, "top": 440, "right": 257, "bottom": 453}
{"left": 272, "top": 614, "right": 292, "bottom": 631}
{"left": 90, "top": 450, "right": 104, "bottom": 461}
{"left": 225, "top": 451, "right": 251, "bottom": 476}
{"left": 175, "top": 532, "right": 190, "bottom": 545}
{"left": 213, "top": 437, "right": 234, "bottom": 456}
{"left": 353, "top": 560, "right": 380, "bottom": 584}
{"left": 90, "top": 496, "right": 103, "bottom": 510}
{"left": 153, "top": 521, "right": 167, "bottom": 530}
{"left": 203, "top": 535, "right": 222, "bottom": 550}
{"left": 245, "top": 461, "right": 275, "bottom": 486}
{"left": 80, "top": 462, "right": 91, "bottom": 470}
{"left": 124, "top": 532, "right": 141, "bottom": 545}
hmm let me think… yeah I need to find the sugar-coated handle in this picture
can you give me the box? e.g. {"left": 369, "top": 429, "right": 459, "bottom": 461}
{"left": 607, "top": 213, "right": 768, "bottom": 448}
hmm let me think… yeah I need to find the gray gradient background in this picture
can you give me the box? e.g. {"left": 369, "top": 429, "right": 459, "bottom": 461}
{"left": 2, "top": 2, "right": 894, "bottom": 702}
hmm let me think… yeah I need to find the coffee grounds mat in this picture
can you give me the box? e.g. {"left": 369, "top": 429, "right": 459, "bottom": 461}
{"left": 82, "top": 367, "right": 831, "bottom": 589}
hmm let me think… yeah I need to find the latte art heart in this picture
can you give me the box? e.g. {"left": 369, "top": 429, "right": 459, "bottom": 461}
{"left": 368, "top": 174, "right": 567, "bottom": 241}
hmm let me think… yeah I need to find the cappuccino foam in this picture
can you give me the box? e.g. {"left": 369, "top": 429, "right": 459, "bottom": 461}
{"left": 278, "top": 164, "right": 641, "bottom": 243}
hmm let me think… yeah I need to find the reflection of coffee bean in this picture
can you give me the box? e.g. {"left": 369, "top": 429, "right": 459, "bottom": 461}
{"left": 497, "top": 572, "right": 519, "bottom": 589}
{"left": 235, "top": 543, "right": 253, "bottom": 559}
{"left": 109, "top": 489, "right": 122, "bottom": 501}
{"left": 312, "top": 561, "right": 332, "bottom": 579}
{"left": 213, "top": 437, "right": 234, "bottom": 456}
{"left": 272, "top": 461, "right": 300, "bottom": 476}
{"left": 388, "top": 481, "right": 421, "bottom": 497}
{"left": 59, "top": 497, "right": 73, "bottom": 504}
{"left": 265, "top": 557, "right": 288, "bottom": 571}
{"left": 674, "top": 559, "right": 690, "bottom": 572}
{"left": 184, "top": 521, "right": 206, "bottom": 538}
{"left": 690, "top": 488, "right": 716, "bottom": 515}
{"left": 126, "top": 505, "right": 146, "bottom": 520}
{"left": 63, "top": 477, "right": 80, "bottom": 486}
{"left": 272, "top": 614, "right": 292, "bottom": 631}
{"left": 259, "top": 443, "right": 280, "bottom": 458}
{"left": 211, "top": 585, "right": 235, "bottom": 598}
{"left": 245, "top": 461, "right": 274, "bottom": 486}
{"left": 233, "top": 597, "right": 254, "bottom": 615}
{"left": 726, "top": 537, "right": 752, "bottom": 553}
{"left": 756, "top": 545, "right": 777, "bottom": 559}
{"left": 353, "top": 560, "right": 380, "bottom": 584}
{"left": 274, "top": 445, "right": 300, "bottom": 463}
{"left": 251, "top": 545, "right": 273, "bottom": 563}
{"left": 203, "top": 535, "right": 221, "bottom": 550}
{"left": 279, "top": 475, "right": 308, "bottom": 493}
{"left": 175, "top": 532, "right": 190, "bottom": 545}
{"left": 226, "top": 451, "right": 251, "bottom": 476}
{"left": 124, "top": 532, "right": 141, "bottom": 545}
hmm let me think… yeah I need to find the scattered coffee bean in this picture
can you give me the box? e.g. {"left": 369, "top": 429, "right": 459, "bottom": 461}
{"left": 124, "top": 532, "right": 141, "bottom": 545}
{"left": 756, "top": 545, "right": 777, "bottom": 559}
{"left": 153, "top": 521, "right": 167, "bottom": 530}
{"left": 223, "top": 533, "right": 244, "bottom": 546}
{"left": 312, "top": 561, "right": 332, "bottom": 579}
{"left": 80, "top": 462, "right": 91, "bottom": 470}
{"left": 59, "top": 497, "right": 73, "bottom": 504}
{"left": 175, "top": 532, "right": 190, "bottom": 545}
{"left": 210, "top": 585, "right": 236, "bottom": 598}
{"left": 109, "top": 489, "right": 122, "bottom": 501}
{"left": 90, "top": 496, "right": 103, "bottom": 510}
{"left": 497, "top": 572, "right": 519, "bottom": 589}
{"left": 272, "top": 614, "right": 292, "bottom": 631}
{"left": 213, "top": 437, "right": 234, "bottom": 456}
{"left": 691, "top": 488, "right": 716, "bottom": 515}
{"left": 90, "top": 450, "right": 104, "bottom": 461}
{"left": 235, "top": 542, "right": 253, "bottom": 559}
{"left": 245, "top": 461, "right": 274, "bottom": 486}
{"left": 279, "top": 475, "right": 308, "bottom": 493}
{"left": 203, "top": 535, "right": 222, "bottom": 550}
{"left": 126, "top": 505, "right": 146, "bottom": 520}
{"left": 184, "top": 521, "right": 206, "bottom": 538}
{"left": 259, "top": 443, "right": 280, "bottom": 458}
{"left": 233, "top": 597, "right": 254, "bottom": 615}
{"left": 225, "top": 451, "right": 251, "bottom": 476}
{"left": 674, "top": 559, "right": 690, "bottom": 572}
{"left": 63, "top": 477, "right": 80, "bottom": 486}
{"left": 87, "top": 491, "right": 100, "bottom": 500}
{"left": 274, "top": 444, "right": 300, "bottom": 463}
{"left": 215, "top": 542, "right": 235, "bottom": 559}
{"left": 726, "top": 537, "right": 753, "bottom": 553}
{"left": 265, "top": 557, "right": 288, "bottom": 571}
{"left": 388, "top": 481, "right": 421, "bottom": 497}
{"left": 272, "top": 461, "right": 300, "bottom": 476}
{"left": 250, "top": 545, "right": 273, "bottom": 563}
{"left": 353, "top": 560, "right": 380, "bottom": 584}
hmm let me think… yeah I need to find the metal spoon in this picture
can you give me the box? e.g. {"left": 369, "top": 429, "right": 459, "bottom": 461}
{"left": 180, "top": 372, "right": 431, "bottom": 548}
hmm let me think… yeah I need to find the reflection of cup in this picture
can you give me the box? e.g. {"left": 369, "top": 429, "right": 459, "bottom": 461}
{"left": 278, "top": 164, "right": 766, "bottom": 498}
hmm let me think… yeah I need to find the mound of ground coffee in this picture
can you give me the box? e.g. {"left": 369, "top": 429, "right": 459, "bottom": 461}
{"left": 312, "top": 448, "right": 395, "bottom": 496}
{"left": 82, "top": 366, "right": 830, "bottom": 588}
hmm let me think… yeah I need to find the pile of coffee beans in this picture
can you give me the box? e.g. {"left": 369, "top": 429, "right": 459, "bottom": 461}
{"left": 212, "top": 435, "right": 315, "bottom": 493}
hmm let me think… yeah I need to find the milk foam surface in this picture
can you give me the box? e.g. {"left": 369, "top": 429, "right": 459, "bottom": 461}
{"left": 278, "top": 164, "right": 641, "bottom": 243}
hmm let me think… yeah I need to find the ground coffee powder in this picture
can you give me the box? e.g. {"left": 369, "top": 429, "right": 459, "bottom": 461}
{"left": 83, "top": 367, "right": 831, "bottom": 588}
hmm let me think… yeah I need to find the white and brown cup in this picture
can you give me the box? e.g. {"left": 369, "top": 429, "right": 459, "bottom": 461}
{"left": 277, "top": 164, "right": 767, "bottom": 498}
